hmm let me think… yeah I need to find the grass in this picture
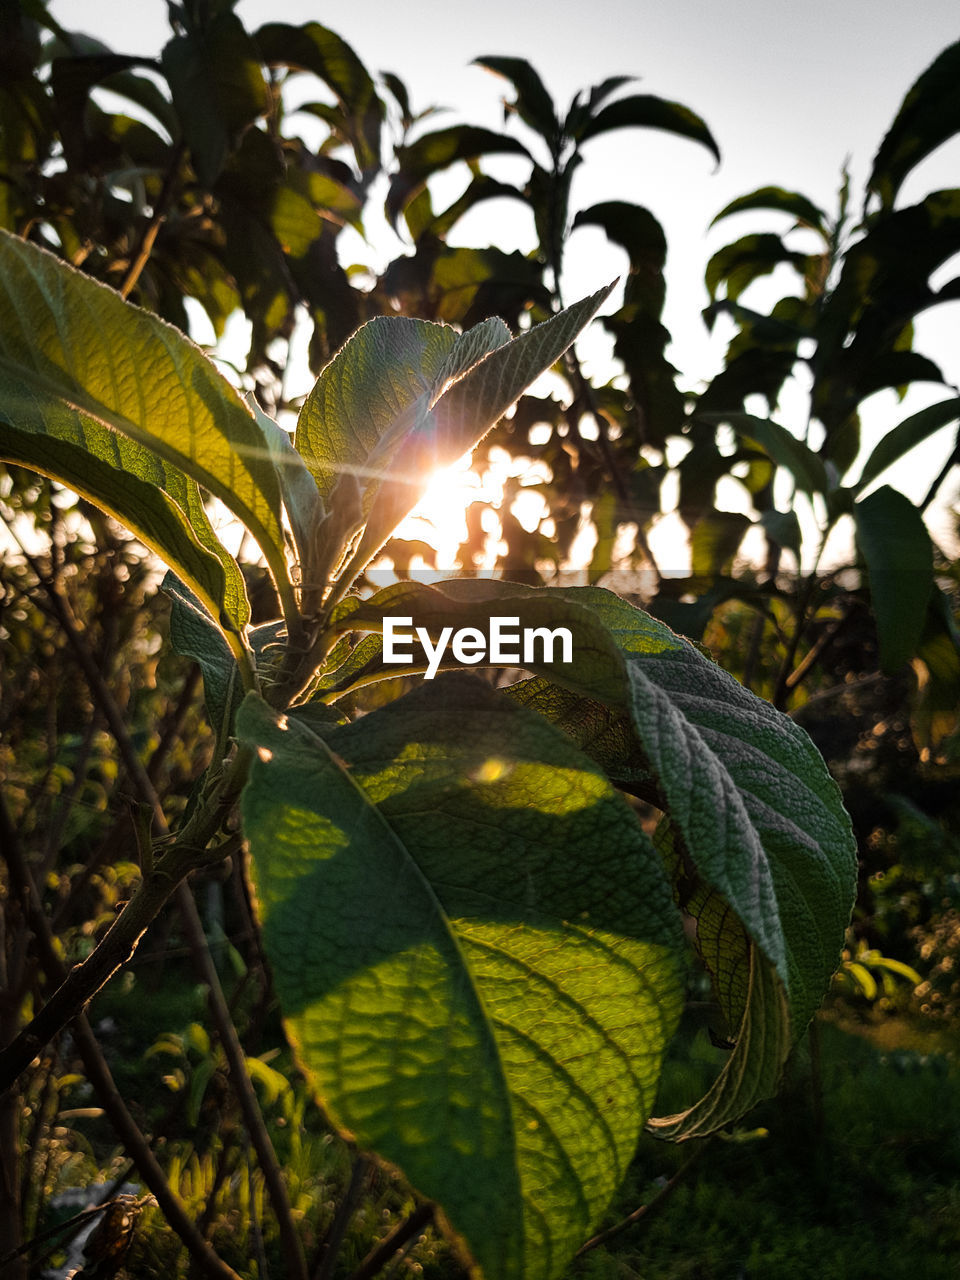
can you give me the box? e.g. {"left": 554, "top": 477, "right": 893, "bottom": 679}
{"left": 35, "top": 955, "right": 960, "bottom": 1280}
{"left": 568, "top": 1012, "right": 960, "bottom": 1280}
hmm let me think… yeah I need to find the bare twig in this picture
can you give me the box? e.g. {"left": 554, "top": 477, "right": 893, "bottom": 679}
{"left": 575, "top": 1141, "right": 710, "bottom": 1256}
{"left": 313, "top": 1155, "right": 372, "bottom": 1280}
{"left": 177, "top": 881, "right": 309, "bottom": 1280}
{"left": 119, "top": 143, "right": 186, "bottom": 300}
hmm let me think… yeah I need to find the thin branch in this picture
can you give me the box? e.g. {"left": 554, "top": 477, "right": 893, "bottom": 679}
{"left": 119, "top": 143, "right": 186, "bottom": 300}
{"left": 313, "top": 1155, "right": 372, "bottom": 1280}
{"left": 176, "top": 882, "right": 309, "bottom": 1280}
{"left": 0, "top": 792, "right": 242, "bottom": 1280}
{"left": 10, "top": 536, "right": 308, "bottom": 1280}
{"left": 575, "top": 1141, "right": 710, "bottom": 1256}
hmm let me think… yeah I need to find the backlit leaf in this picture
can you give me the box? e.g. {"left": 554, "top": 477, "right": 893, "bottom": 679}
{"left": 0, "top": 229, "right": 294, "bottom": 616}
{"left": 711, "top": 186, "right": 827, "bottom": 234}
{"left": 239, "top": 679, "right": 684, "bottom": 1280}
{"left": 474, "top": 56, "right": 559, "bottom": 144}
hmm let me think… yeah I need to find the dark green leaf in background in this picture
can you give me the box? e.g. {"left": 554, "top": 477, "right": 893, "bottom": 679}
{"left": 854, "top": 484, "right": 934, "bottom": 672}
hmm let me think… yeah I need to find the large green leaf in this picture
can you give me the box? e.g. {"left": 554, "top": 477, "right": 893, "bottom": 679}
{"left": 0, "top": 228, "right": 294, "bottom": 617}
{"left": 354, "top": 285, "right": 615, "bottom": 563}
{"left": 321, "top": 580, "right": 857, "bottom": 1120}
{"left": 238, "top": 679, "right": 684, "bottom": 1280}
{"left": 578, "top": 94, "right": 720, "bottom": 165}
{"left": 868, "top": 40, "right": 960, "bottom": 210}
{"left": 294, "top": 315, "right": 460, "bottom": 503}
{"left": 0, "top": 417, "right": 249, "bottom": 636}
{"left": 854, "top": 485, "right": 934, "bottom": 672}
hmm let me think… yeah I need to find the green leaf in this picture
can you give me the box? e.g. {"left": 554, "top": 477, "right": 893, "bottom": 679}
{"left": 564, "top": 77, "right": 635, "bottom": 140}
{"left": 711, "top": 186, "right": 827, "bottom": 234}
{"left": 163, "top": 572, "right": 242, "bottom": 750}
{"left": 246, "top": 395, "right": 324, "bottom": 566}
{"left": 415, "top": 174, "right": 528, "bottom": 243}
{"left": 705, "top": 233, "right": 807, "bottom": 303}
{"left": 383, "top": 243, "right": 548, "bottom": 328}
{"left": 696, "top": 348, "right": 798, "bottom": 416}
{"left": 690, "top": 511, "right": 752, "bottom": 577}
{"left": 697, "top": 412, "right": 829, "bottom": 496}
{"left": 385, "top": 125, "right": 531, "bottom": 228}
{"left": 813, "top": 191, "right": 960, "bottom": 433}
{"left": 572, "top": 201, "right": 666, "bottom": 312}
{"left": 759, "top": 509, "right": 802, "bottom": 559}
{"left": 868, "top": 40, "right": 960, "bottom": 210}
{"left": 326, "top": 580, "right": 856, "bottom": 1059}
{"left": 49, "top": 53, "right": 166, "bottom": 168}
{"left": 578, "top": 94, "right": 720, "bottom": 165}
{"left": 856, "top": 397, "right": 960, "bottom": 492}
{"left": 0, "top": 418, "right": 250, "bottom": 637}
{"left": 648, "top": 930, "right": 790, "bottom": 1140}
{"left": 854, "top": 485, "right": 934, "bottom": 672}
{"left": 162, "top": 12, "right": 268, "bottom": 185}
{"left": 254, "top": 22, "right": 383, "bottom": 174}
{"left": 352, "top": 283, "right": 616, "bottom": 567}
{"left": 294, "top": 316, "right": 459, "bottom": 504}
{"left": 853, "top": 350, "right": 944, "bottom": 403}
{"left": 238, "top": 679, "right": 684, "bottom": 1280}
{"left": 0, "top": 228, "right": 294, "bottom": 619}
{"left": 474, "top": 56, "right": 559, "bottom": 143}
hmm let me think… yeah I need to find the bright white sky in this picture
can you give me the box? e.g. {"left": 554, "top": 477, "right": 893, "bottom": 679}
{"left": 48, "top": 0, "right": 960, "bottom": 567}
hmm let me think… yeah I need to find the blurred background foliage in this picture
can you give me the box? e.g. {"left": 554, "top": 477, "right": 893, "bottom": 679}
{"left": 1, "top": 0, "right": 959, "bottom": 1275}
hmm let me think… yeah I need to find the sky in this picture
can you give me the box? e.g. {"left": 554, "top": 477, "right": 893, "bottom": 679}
{"left": 46, "top": 0, "right": 960, "bottom": 563}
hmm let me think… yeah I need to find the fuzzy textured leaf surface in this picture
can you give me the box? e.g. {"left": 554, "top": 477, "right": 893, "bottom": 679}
{"left": 238, "top": 679, "right": 683, "bottom": 1280}
{"left": 294, "top": 316, "right": 458, "bottom": 502}
{"left": 322, "top": 580, "right": 857, "bottom": 1129}
{"left": 0, "top": 232, "right": 253, "bottom": 633}
{"left": 0, "top": 229, "right": 292, "bottom": 613}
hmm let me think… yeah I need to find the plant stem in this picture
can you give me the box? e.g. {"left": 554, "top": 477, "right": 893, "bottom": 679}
{"left": 176, "top": 882, "right": 309, "bottom": 1280}
{"left": 119, "top": 142, "right": 186, "bottom": 300}
{"left": 0, "top": 794, "right": 243, "bottom": 1280}
{"left": 575, "top": 1141, "right": 710, "bottom": 1256}
{"left": 313, "top": 1154, "right": 372, "bottom": 1280}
